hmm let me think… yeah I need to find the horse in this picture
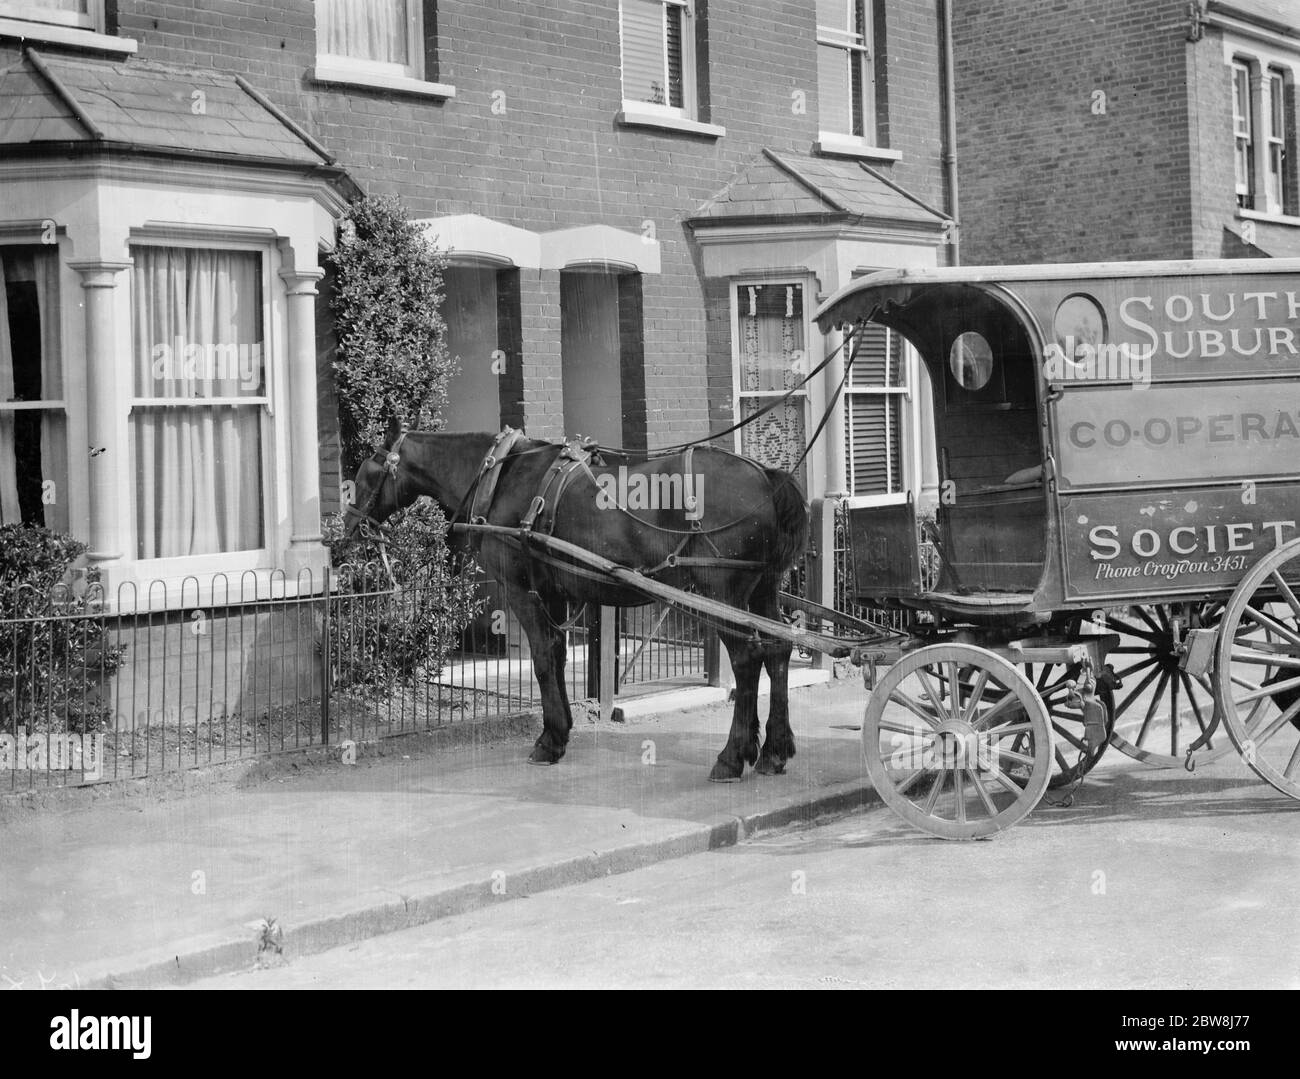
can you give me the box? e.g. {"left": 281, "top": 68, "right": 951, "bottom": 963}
{"left": 343, "top": 424, "right": 809, "bottom": 781}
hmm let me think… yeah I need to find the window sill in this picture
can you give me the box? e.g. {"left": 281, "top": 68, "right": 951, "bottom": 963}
{"left": 815, "top": 132, "right": 901, "bottom": 161}
{"left": 616, "top": 105, "right": 724, "bottom": 139}
{"left": 0, "top": 17, "right": 137, "bottom": 54}
{"left": 1238, "top": 208, "right": 1300, "bottom": 227}
{"left": 310, "top": 63, "right": 455, "bottom": 100}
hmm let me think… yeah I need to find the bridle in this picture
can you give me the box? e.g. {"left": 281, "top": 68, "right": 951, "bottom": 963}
{"left": 343, "top": 430, "right": 409, "bottom": 577}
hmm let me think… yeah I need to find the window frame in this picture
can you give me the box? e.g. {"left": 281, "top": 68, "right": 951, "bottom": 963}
{"left": 1266, "top": 67, "right": 1289, "bottom": 215}
{"left": 843, "top": 323, "right": 913, "bottom": 507}
{"left": 816, "top": 0, "right": 876, "bottom": 144}
{"left": 0, "top": 0, "right": 100, "bottom": 31}
{"left": 310, "top": 0, "right": 454, "bottom": 98}
{"left": 1233, "top": 59, "right": 1255, "bottom": 208}
{"left": 126, "top": 239, "right": 277, "bottom": 574}
{"left": 617, "top": 0, "right": 722, "bottom": 136}
{"left": 729, "top": 278, "right": 817, "bottom": 490}
{"left": 0, "top": 241, "right": 68, "bottom": 532}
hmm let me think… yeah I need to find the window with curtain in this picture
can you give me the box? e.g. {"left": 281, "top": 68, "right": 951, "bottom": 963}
{"left": 1266, "top": 68, "right": 1289, "bottom": 215}
{"left": 735, "top": 283, "right": 808, "bottom": 489}
{"left": 844, "top": 323, "right": 906, "bottom": 498}
{"left": 621, "top": 0, "right": 695, "bottom": 115}
{"left": 0, "top": 0, "right": 100, "bottom": 31}
{"left": 130, "top": 247, "right": 266, "bottom": 560}
{"left": 0, "top": 247, "right": 67, "bottom": 533}
{"left": 817, "top": 0, "right": 874, "bottom": 140}
{"left": 316, "top": 0, "right": 424, "bottom": 78}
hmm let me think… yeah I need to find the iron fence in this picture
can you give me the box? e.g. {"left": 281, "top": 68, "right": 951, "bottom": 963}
{"left": 0, "top": 564, "right": 722, "bottom": 792}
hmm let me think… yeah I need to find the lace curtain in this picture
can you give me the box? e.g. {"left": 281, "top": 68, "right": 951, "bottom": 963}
{"left": 738, "top": 285, "right": 807, "bottom": 483}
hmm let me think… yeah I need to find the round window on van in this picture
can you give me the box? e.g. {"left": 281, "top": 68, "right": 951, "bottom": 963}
{"left": 1053, "top": 294, "right": 1108, "bottom": 364}
{"left": 949, "top": 331, "right": 994, "bottom": 390}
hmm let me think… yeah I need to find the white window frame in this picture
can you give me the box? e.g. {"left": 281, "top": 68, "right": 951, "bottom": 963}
{"left": 0, "top": 241, "right": 67, "bottom": 531}
{"left": 0, "top": 0, "right": 135, "bottom": 54}
{"left": 843, "top": 325, "right": 913, "bottom": 508}
{"left": 816, "top": 0, "right": 877, "bottom": 149}
{"left": 619, "top": 0, "right": 711, "bottom": 127}
{"left": 315, "top": 0, "right": 423, "bottom": 80}
{"left": 126, "top": 239, "right": 277, "bottom": 578}
{"left": 311, "top": 0, "right": 454, "bottom": 98}
{"left": 1266, "top": 67, "right": 1289, "bottom": 215}
{"left": 1233, "top": 59, "right": 1255, "bottom": 207}
{"left": 0, "top": 0, "right": 99, "bottom": 30}
{"left": 729, "top": 278, "right": 818, "bottom": 490}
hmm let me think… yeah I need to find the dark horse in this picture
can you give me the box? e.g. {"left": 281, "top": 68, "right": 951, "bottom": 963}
{"left": 343, "top": 426, "right": 808, "bottom": 781}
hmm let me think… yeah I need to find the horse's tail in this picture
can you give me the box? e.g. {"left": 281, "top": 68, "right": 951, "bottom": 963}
{"left": 764, "top": 469, "right": 809, "bottom": 577}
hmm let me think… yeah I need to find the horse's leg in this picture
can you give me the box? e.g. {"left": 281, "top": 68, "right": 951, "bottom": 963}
{"left": 504, "top": 583, "right": 572, "bottom": 765}
{"left": 708, "top": 629, "right": 763, "bottom": 782}
{"left": 752, "top": 580, "right": 797, "bottom": 776}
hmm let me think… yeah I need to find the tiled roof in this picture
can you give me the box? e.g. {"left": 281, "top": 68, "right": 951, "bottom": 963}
{"left": 0, "top": 50, "right": 329, "bottom": 164}
{"left": 690, "top": 149, "right": 948, "bottom": 227}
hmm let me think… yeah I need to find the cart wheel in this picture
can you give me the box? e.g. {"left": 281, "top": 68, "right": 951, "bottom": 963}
{"left": 1104, "top": 602, "right": 1234, "bottom": 768}
{"left": 862, "top": 643, "right": 1053, "bottom": 840}
{"left": 1022, "top": 662, "right": 1116, "bottom": 788}
{"left": 1213, "top": 538, "right": 1300, "bottom": 801}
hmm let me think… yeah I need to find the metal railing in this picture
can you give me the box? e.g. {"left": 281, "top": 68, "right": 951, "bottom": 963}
{"left": 0, "top": 564, "right": 720, "bottom": 792}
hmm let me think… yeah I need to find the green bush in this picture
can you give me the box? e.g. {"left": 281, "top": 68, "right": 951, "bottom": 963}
{"left": 321, "top": 495, "right": 483, "bottom": 691}
{"left": 326, "top": 193, "right": 455, "bottom": 474}
{"left": 0, "top": 524, "right": 123, "bottom": 734}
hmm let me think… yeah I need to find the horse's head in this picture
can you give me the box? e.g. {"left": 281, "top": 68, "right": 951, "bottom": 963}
{"left": 342, "top": 444, "right": 406, "bottom": 545}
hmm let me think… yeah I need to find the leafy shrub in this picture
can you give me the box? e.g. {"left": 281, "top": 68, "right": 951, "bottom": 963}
{"left": 0, "top": 524, "right": 124, "bottom": 734}
{"left": 326, "top": 193, "right": 455, "bottom": 474}
{"left": 321, "top": 500, "right": 483, "bottom": 689}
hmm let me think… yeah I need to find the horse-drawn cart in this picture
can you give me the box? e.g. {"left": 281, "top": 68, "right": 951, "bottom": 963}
{"left": 812, "top": 258, "right": 1300, "bottom": 838}
{"left": 349, "top": 259, "right": 1300, "bottom": 840}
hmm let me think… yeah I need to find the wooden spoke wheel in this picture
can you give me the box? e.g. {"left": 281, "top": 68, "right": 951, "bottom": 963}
{"left": 1105, "top": 602, "right": 1234, "bottom": 768}
{"left": 1021, "top": 661, "right": 1116, "bottom": 789}
{"left": 1214, "top": 538, "right": 1300, "bottom": 801}
{"left": 862, "top": 643, "right": 1053, "bottom": 840}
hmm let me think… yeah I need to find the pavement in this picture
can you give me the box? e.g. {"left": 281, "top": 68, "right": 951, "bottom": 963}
{"left": 0, "top": 667, "right": 878, "bottom": 989}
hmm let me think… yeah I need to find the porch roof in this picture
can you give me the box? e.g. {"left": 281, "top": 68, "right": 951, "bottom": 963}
{"left": 687, "top": 149, "right": 949, "bottom": 230}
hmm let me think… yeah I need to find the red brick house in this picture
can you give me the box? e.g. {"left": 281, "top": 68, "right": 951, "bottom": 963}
{"left": 0, "top": 1, "right": 956, "bottom": 603}
{"left": 953, "top": 0, "right": 1300, "bottom": 264}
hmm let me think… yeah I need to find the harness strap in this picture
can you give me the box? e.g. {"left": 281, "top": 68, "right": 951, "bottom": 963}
{"left": 464, "top": 427, "right": 526, "bottom": 552}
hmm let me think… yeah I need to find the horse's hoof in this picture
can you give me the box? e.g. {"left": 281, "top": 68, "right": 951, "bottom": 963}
{"left": 527, "top": 746, "right": 563, "bottom": 765}
{"left": 708, "top": 761, "right": 744, "bottom": 783}
{"left": 755, "top": 757, "right": 787, "bottom": 776}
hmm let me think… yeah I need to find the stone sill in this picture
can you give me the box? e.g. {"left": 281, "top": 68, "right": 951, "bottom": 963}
{"left": 0, "top": 18, "right": 137, "bottom": 54}
{"left": 616, "top": 104, "right": 725, "bottom": 139}
{"left": 1238, "top": 208, "right": 1300, "bottom": 227}
{"left": 310, "top": 63, "right": 455, "bottom": 100}
{"left": 814, "top": 132, "right": 902, "bottom": 161}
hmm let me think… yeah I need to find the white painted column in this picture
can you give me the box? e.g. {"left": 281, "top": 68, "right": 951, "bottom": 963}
{"left": 823, "top": 325, "right": 849, "bottom": 500}
{"left": 69, "top": 260, "right": 131, "bottom": 573}
{"left": 279, "top": 267, "right": 329, "bottom": 581}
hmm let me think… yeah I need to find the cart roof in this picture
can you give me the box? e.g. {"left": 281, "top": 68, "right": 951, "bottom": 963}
{"left": 814, "top": 257, "right": 1300, "bottom": 329}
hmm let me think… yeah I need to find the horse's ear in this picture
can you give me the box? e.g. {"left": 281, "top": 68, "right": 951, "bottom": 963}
{"left": 382, "top": 414, "right": 403, "bottom": 449}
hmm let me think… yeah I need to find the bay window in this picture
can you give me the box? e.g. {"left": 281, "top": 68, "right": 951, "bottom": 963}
{"left": 130, "top": 246, "right": 266, "bottom": 560}
{"left": 734, "top": 283, "right": 808, "bottom": 488}
{"left": 0, "top": 246, "right": 66, "bottom": 533}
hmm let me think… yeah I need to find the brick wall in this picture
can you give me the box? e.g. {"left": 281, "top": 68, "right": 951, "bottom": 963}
{"left": 102, "top": 0, "right": 946, "bottom": 461}
{"left": 953, "top": 0, "right": 1194, "bottom": 264}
